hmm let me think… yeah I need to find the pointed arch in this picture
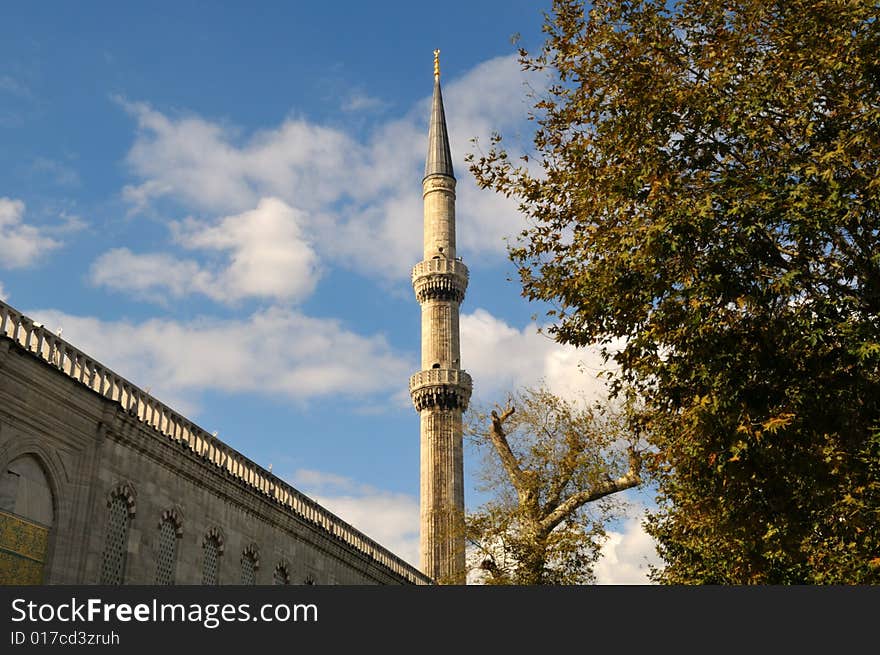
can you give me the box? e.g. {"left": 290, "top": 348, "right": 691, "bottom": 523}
{"left": 106, "top": 482, "right": 137, "bottom": 517}
{"left": 155, "top": 507, "right": 183, "bottom": 585}
{"left": 100, "top": 482, "right": 136, "bottom": 584}
{"left": 240, "top": 542, "right": 260, "bottom": 585}
{"left": 0, "top": 441, "right": 65, "bottom": 524}
{"left": 0, "top": 453, "right": 56, "bottom": 584}
{"left": 273, "top": 558, "right": 291, "bottom": 585}
{"left": 201, "top": 526, "right": 225, "bottom": 585}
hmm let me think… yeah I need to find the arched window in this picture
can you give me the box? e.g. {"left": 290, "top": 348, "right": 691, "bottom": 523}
{"left": 241, "top": 544, "right": 259, "bottom": 585}
{"left": 0, "top": 454, "right": 55, "bottom": 584}
{"left": 155, "top": 509, "right": 182, "bottom": 585}
{"left": 201, "top": 528, "right": 224, "bottom": 585}
{"left": 0, "top": 454, "right": 54, "bottom": 525}
{"left": 100, "top": 485, "right": 135, "bottom": 584}
{"left": 273, "top": 561, "right": 290, "bottom": 585}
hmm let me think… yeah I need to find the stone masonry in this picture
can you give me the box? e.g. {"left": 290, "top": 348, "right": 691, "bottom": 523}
{"left": 409, "top": 51, "right": 472, "bottom": 584}
{"left": 0, "top": 301, "right": 431, "bottom": 585}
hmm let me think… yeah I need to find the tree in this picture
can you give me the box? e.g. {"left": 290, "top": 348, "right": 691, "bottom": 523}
{"left": 465, "top": 386, "right": 642, "bottom": 585}
{"left": 469, "top": 0, "right": 880, "bottom": 583}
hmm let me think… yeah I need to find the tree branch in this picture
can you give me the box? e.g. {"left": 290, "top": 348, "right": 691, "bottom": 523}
{"left": 543, "top": 431, "right": 583, "bottom": 515}
{"left": 489, "top": 404, "right": 529, "bottom": 496}
{"left": 539, "top": 448, "right": 642, "bottom": 534}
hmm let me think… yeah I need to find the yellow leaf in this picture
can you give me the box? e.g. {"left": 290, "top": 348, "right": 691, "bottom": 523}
{"left": 761, "top": 413, "right": 795, "bottom": 434}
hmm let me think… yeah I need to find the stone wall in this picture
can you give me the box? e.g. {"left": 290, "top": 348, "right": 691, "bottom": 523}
{"left": 0, "top": 301, "right": 430, "bottom": 586}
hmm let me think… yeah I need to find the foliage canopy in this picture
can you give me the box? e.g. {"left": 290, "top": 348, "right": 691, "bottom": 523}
{"left": 469, "top": 0, "right": 880, "bottom": 583}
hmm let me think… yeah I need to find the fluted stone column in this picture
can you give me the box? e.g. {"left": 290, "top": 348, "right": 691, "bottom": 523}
{"left": 409, "top": 52, "right": 471, "bottom": 585}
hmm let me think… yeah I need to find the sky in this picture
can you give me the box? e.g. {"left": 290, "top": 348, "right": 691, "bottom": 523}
{"left": 0, "top": 1, "right": 660, "bottom": 583}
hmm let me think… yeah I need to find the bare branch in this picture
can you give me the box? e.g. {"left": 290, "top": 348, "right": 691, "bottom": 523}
{"left": 489, "top": 404, "right": 529, "bottom": 495}
{"left": 543, "top": 429, "right": 583, "bottom": 514}
{"left": 539, "top": 449, "right": 642, "bottom": 534}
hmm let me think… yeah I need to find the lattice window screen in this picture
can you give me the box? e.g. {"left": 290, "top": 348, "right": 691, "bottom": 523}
{"left": 273, "top": 565, "right": 290, "bottom": 585}
{"left": 155, "top": 519, "right": 178, "bottom": 585}
{"left": 241, "top": 552, "right": 257, "bottom": 585}
{"left": 100, "top": 496, "right": 130, "bottom": 584}
{"left": 202, "top": 538, "right": 220, "bottom": 585}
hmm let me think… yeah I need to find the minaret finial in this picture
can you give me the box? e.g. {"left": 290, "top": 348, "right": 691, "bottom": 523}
{"left": 433, "top": 49, "right": 440, "bottom": 80}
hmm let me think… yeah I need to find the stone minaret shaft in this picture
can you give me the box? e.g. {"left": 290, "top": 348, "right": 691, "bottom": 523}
{"left": 409, "top": 51, "right": 472, "bottom": 585}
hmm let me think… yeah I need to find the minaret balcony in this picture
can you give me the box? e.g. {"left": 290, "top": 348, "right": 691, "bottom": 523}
{"left": 409, "top": 368, "right": 473, "bottom": 411}
{"left": 412, "top": 258, "right": 469, "bottom": 303}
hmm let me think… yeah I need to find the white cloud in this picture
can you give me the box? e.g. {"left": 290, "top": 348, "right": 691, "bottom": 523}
{"left": 461, "top": 308, "right": 620, "bottom": 404}
{"left": 0, "top": 281, "right": 7, "bottom": 301}
{"left": 30, "top": 157, "right": 81, "bottom": 188}
{"left": 114, "top": 55, "right": 540, "bottom": 286}
{"left": 90, "top": 249, "right": 210, "bottom": 303}
{"left": 57, "top": 211, "right": 88, "bottom": 233}
{"left": 0, "top": 198, "right": 61, "bottom": 269}
{"left": 26, "top": 306, "right": 413, "bottom": 415}
{"left": 91, "top": 197, "right": 319, "bottom": 304}
{"left": 341, "top": 92, "right": 387, "bottom": 113}
{"left": 121, "top": 179, "right": 173, "bottom": 216}
{"left": 176, "top": 198, "right": 319, "bottom": 302}
{"left": 117, "top": 96, "right": 360, "bottom": 214}
{"left": 594, "top": 513, "right": 662, "bottom": 584}
{"left": 291, "top": 469, "right": 419, "bottom": 567}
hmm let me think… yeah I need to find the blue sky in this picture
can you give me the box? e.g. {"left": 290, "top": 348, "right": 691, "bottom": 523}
{"left": 0, "top": 1, "right": 658, "bottom": 582}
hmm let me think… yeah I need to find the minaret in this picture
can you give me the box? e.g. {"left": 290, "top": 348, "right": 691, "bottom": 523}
{"left": 409, "top": 50, "right": 472, "bottom": 585}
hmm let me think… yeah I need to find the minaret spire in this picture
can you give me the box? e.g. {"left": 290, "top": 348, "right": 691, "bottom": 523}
{"left": 410, "top": 50, "right": 471, "bottom": 584}
{"left": 425, "top": 50, "right": 454, "bottom": 181}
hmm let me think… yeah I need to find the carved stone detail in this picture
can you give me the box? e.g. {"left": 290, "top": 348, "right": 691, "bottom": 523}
{"left": 107, "top": 481, "right": 137, "bottom": 517}
{"left": 409, "top": 369, "right": 472, "bottom": 412}
{"left": 412, "top": 258, "right": 469, "bottom": 303}
{"left": 422, "top": 175, "right": 456, "bottom": 194}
